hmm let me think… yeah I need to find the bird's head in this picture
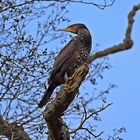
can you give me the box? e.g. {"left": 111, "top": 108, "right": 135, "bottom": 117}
{"left": 57, "top": 23, "right": 87, "bottom": 34}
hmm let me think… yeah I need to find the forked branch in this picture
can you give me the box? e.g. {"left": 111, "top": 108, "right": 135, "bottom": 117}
{"left": 87, "top": 4, "right": 140, "bottom": 63}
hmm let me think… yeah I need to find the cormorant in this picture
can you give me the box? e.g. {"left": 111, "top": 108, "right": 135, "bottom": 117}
{"left": 38, "top": 23, "right": 92, "bottom": 108}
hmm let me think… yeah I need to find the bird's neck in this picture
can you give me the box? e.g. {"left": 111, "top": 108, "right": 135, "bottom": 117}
{"left": 78, "top": 29, "right": 92, "bottom": 44}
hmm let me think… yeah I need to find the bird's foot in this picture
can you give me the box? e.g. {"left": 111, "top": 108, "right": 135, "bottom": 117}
{"left": 64, "top": 63, "right": 89, "bottom": 93}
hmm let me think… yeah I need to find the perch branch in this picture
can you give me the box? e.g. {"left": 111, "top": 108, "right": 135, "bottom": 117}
{"left": 44, "top": 63, "right": 89, "bottom": 140}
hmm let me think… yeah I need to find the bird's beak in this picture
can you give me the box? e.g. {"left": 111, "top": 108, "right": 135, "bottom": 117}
{"left": 57, "top": 28, "right": 68, "bottom": 32}
{"left": 57, "top": 27, "right": 75, "bottom": 33}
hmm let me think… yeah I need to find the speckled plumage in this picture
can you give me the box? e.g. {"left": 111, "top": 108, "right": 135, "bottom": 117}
{"left": 38, "top": 23, "right": 92, "bottom": 108}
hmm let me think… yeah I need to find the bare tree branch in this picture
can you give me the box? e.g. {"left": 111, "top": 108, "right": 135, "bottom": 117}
{"left": 35, "top": 0, "right": 115, "bottom": 9}
{"left": 47, "top": 118, "right": 70, "bottom": 140}
{"left": 70, "top": 103, "right": 112, "bottom": 137}
{"left": 0, "top": 0, "right": 34, "bottom": 13}
{"left": 0, "top": 116, "right": 31, "bottom": 140}
{"left": 80, "top": 127, "right": 103, "bottom": 138}
{"left": 87, "top": 4, "right": 140, "bottom": 64}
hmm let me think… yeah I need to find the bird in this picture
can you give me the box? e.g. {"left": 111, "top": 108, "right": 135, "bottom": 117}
{"left": 38, "top": 23, "right": 92, "bottom": 108}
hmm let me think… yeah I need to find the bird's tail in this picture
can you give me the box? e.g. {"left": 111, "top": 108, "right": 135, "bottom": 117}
{"left": 38, "top": 86, "right": 53, "bottom": 108}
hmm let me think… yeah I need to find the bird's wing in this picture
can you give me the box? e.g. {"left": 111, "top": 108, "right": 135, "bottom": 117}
{"left": 48, "top": 38, "right": 77, "bottom": 83}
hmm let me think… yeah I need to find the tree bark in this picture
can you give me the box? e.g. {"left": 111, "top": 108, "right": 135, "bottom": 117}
{"left": 44, "top": 63, "right": 89, "bottom": 140}
{"left": 0, "top": 116, "right": 31, "bottom": 140}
